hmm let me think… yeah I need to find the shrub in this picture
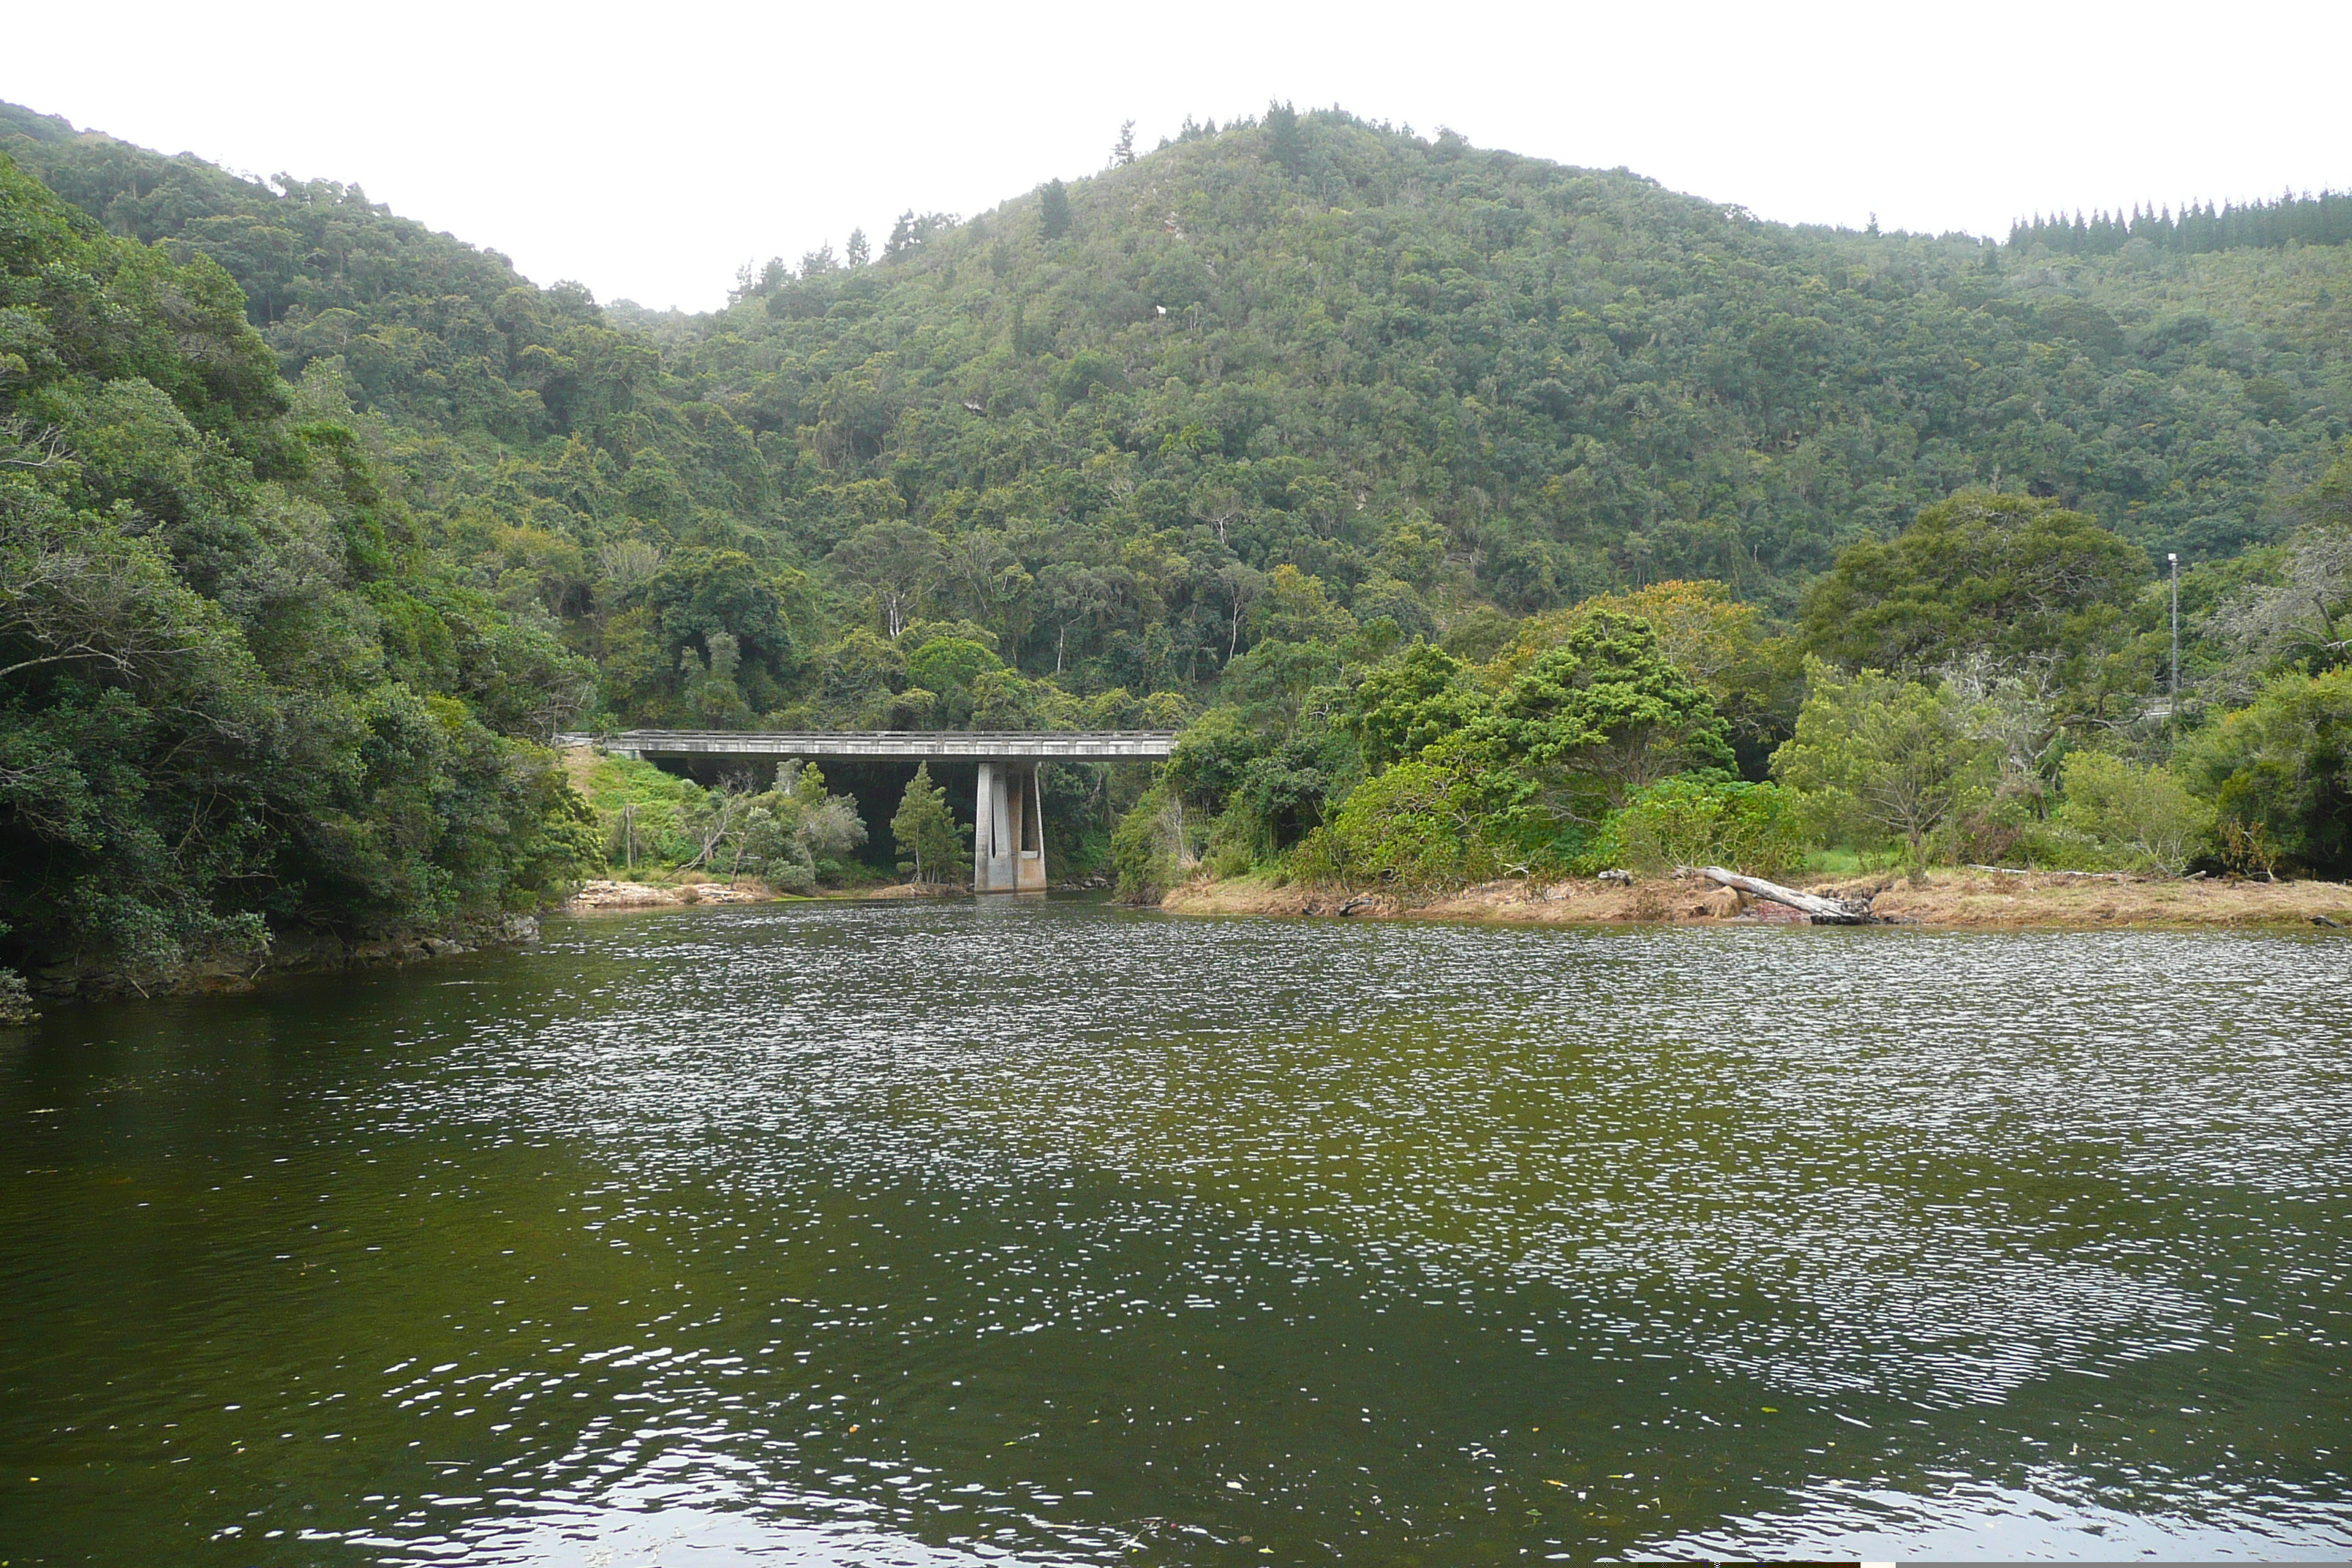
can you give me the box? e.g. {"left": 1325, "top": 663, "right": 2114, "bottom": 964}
{"left": 1771, "top": 662, "right": 1998, "bottom": 883}
{"left": 0, "top": 968, "right": 36, "bottom": 1027}
{"left": 2051, "top": 752, "right": 2214, "bottom": 875}
{"left": 1110, "top": 780, "right": 1197, "bottom": 902}
{"left": 1304, "top": 756, "right": 1500, "bottom": 896}
{"left": 1588, "top": 777, "right": 1803, "bottom": 878}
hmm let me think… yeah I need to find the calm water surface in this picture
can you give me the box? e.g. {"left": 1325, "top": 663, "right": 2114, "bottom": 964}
{"left": 2, "top": 900, "right": 2348, "bottom": 1563}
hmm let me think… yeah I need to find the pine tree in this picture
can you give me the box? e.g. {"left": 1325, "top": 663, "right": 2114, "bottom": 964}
{"left": 891, "top": 764, "right": 965, "bottom": 886}
{"left": 1265, "top": 100, "right": 1303, "bottom": 176}
{"left": 1038, "top": 178, "right": 1071, "bottom": 241}
{"left": 845, "top": 228, "right": 870, "bottom": 268}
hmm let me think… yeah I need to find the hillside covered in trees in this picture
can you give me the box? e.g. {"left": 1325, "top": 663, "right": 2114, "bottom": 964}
{"left": 4, "top": 97, "right": 2350, "bottom": 997}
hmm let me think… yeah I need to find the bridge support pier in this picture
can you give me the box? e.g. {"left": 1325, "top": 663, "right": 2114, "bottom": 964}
{"left": 974, "top": 761, "right": 1047, "bottom": 894}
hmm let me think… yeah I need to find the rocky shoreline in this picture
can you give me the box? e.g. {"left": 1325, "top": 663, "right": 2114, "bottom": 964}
{"left": 1159, "top": 869, "right": 2352, "bottom": 930}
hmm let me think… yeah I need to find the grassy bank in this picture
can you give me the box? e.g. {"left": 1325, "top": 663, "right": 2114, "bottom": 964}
{"left": 1161, "top": 870, "right": 2352, "bottom": 930}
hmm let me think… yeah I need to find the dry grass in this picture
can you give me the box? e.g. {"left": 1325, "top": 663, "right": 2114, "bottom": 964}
{"left": 1161, "top": 869, "right": 2352, "bottom": 930}
{"left": 557, "top": 743, "right": 601, "bottom": 793}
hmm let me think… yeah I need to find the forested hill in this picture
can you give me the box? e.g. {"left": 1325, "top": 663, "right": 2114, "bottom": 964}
{"left": 9, "top": 100, "right": 2351, "bottom": 709}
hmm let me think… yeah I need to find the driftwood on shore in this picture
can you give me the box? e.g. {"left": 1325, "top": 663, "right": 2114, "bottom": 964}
{"left": 1684, "top": 866, "right": 1877, "bottom": 924}
{"left": 1964, "top": 864, "right": 2133, "bottom": 883}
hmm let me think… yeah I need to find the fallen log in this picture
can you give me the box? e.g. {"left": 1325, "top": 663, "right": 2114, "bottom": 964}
{"left": 1684, "top": 866, "right": 1876, "bottom": 924}
{"left": 1966, "top": 864, "right": 2130, "bottom": 883}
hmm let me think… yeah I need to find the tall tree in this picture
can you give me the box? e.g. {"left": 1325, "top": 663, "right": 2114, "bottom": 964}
{"left": 1037, "top": 178, "right": 1071, "bottom": 241}
{"left": 1801, "top": 494, "right": 2149, "bottom": 675}
{"left": 890, "top": 762, "right": 965, "bottom": 886}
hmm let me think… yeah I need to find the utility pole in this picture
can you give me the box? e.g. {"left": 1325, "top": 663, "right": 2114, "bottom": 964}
{"left": 2168, "top": 553, "right": 2180, "bottom": 701}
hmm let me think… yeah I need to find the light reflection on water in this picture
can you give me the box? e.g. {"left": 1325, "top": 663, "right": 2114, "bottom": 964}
{"left": 1, "top": 897, "right": 2348, "bottom": 1563}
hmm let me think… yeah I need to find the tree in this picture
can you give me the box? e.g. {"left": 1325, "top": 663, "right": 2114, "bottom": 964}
{"left": 1801, "top": 493, "right": 2149, "bottom": 674}
{"left": 2177, "top": 667, "right": 2352, "bottom": 877}
{"left": 1038, "top": 179, "right": 1071, "bottom": 241}
{"left": 1264, "top": 101, "right": 1305, "bottom": 176}
{"left": 1596, "top": 777, "right": 1803, "bottom": 879}
{"left": 1112, "top": 121, "right": 1137, "bottom": 167}
{"left": 2209, "top": 442, "right": 2352, "bottom": 685}
{"left": 891, "top": 762, "right": 965, "bottom": 886}
{"left": 1771, "top": 662, "right": 1997, "bottom": 883}
{"left": 1452, "top": 608, "right": 1735, "bottom": 849}
{"left": 727, "top": 761, "right": 868, "bottom": 892}
{"left": 1301, "top": 753, "right": 1495, "bottom": 896}
{"left": 1496, "top": 580, "right": 1798, "bottom": 755}
{"left": 844, "top": 228, "right": 870, "bottom": 268}
{"left": 1335, "top": 640, "right": 1485, "bottom": 769}
{"left": 827, "top": 522, "right": 941, "bottom": 640}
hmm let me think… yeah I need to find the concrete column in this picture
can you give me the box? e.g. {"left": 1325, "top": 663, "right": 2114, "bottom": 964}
{"left": 975, "top": 761, "right": 1016, "bottom": 892}
{"left": 974, "top": 761, "right": 1047, "bottom": 893}
{"left": 1017, "top": 763, "right": 1047, "bottom": 892}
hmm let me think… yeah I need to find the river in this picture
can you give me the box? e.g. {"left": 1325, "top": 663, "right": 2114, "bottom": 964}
{"left": 2, "top": 899, "right": 2348, "bottom": 1563}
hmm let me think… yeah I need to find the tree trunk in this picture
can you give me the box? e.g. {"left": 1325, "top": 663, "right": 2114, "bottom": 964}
{"left": 1685, "top": 866, "right": 1876, "bottom": 924}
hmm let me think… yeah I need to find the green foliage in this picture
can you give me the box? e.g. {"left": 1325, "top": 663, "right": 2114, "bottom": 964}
{"left": 1493, "top": 579, "right": 1800, "bottom": 765}
{"left": 2177, "top": 667, "right": 2352, "bottom": 877}
{"left": 1109, "top": 778, "right": 1195, "bottom": 902}
{"left": 1801, "top": 492, "right": 2149, "bottom": 676}
{"left": 2051, "top": 751, "right": 2215, "bottom": 875}
{"left": 2204, "top": 442, "right": 2352, "bottom": 691}
{"left": 18, "top": 97, "right": 2344, "bottom": 720}
{"left": 12, "top": 94, "right": 2352, "bottom": 963}
{"left": 1449, "top": 607, "right": 1734, "bottom": 853}
{"left": 578, "top": 753, "right": 866, "bottom": 888}
{"left": 580, "top": 753, "right": 711, "bottom": 868}
{"left": 0, "top": 154, "right": 597, "bottom": 984}
{"left": 1587, "top": 777, "right": 1803, "bottom": 878}
{"left": 1297, "top": 754, "right": 1499, "bottom": 895}
{"left": 0, "top": 965, "right": 34, "bottom": 1025}
{"left": 1771, "top": 662, "right": 1998, "bottom": 882}
{"left": 889, "top": 761, "right": 965, "bottom": 886}
{"left": 1208, "top": 736, "right": 1352, "bottom": 865}
{"left": 1335, "top": 640, "right": 1485, "bottom": 769}
{"left": 1036, "top": 179, "right": 1071, "bottom": 241}
{"left": 1164, "top": 706, "right": 1265, "bottom": 808}
{"left": 713, "top": 763, "right": 868, "bottom": 892}
{"left": 2010, "top": 193, "right": 2352, "bottom": 257}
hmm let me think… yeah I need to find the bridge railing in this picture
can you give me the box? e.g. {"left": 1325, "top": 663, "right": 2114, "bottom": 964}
{"left": 554, "top": 730, "right": 1180, "bottom": 761}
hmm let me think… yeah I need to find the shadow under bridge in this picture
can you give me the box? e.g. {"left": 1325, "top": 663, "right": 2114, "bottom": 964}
{"left": 565, "top": 731, "right": 1180, "bottom": 893}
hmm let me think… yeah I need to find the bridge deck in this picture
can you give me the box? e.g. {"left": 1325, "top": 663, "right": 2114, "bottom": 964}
{"left": 562, "top": 730, "right": 1178, "bottom": 762}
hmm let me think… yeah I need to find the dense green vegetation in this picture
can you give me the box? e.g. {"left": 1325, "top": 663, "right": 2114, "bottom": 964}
{"left": 4, "top": 94, "right": 2351, "bottom": 1003}
{"left": 2010, "top": 191, "right": 2352, "bottom": 259}
{"left": 0, "top": 154, "right": 601, "bottom": 1000}
{"left": 1129, "top": 472, "right": 2352, "bottom": 898}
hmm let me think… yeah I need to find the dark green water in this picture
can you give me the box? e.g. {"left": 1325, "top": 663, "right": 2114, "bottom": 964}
{"left": 3, "top": 900, "right": 2348, "bottom": 1564}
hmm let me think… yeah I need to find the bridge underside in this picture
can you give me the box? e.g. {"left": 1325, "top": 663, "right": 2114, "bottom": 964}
{"left": 561, "top": 731, "right": 1175, "bottom": 894}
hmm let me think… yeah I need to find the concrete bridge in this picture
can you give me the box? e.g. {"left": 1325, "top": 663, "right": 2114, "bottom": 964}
{"left": 559, "top": 731, "right": 1177, "bottom": 893}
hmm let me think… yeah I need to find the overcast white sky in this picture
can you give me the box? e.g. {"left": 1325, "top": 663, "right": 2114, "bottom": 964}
{"left": 8, "top": 0, "right": 2348, "bottom": 312}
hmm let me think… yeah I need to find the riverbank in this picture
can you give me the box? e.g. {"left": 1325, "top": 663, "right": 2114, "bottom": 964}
{"left": 559, "top": 878, "right": 978, "bottom": 912}
{"left": 1160, "top": 869, "right": 2352, "bottom": 930}
{"left": 11, "top": 911, "right": 546, "bottom": 1010}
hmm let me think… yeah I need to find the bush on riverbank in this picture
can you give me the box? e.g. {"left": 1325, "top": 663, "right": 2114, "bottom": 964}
{"left": 572, "top": 751, "right": 870, "bottom": 892}
{"left": 1117, "top": 470, "right": 2352, "bottom": 900}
